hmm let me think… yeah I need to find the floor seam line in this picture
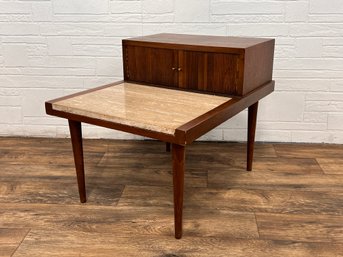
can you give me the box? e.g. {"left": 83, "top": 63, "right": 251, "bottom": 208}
{"left": 254, "top": 212, "right": 261, "bottom": 239}
{"left": 10, "top": 228, "right": 31, "bottom": 257}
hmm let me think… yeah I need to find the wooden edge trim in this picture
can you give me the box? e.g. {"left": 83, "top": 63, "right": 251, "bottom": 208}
{"left": 45, "top": 102, "right": 183, "bottom": 144}
{"left": 122, "top": 40, "right": 244, "bottom": 55}
{"left": 176, "top": 81, "right": 275, "bottom": 144}
{"left": 46, "top": 80, "right": 124, "bottom": 104}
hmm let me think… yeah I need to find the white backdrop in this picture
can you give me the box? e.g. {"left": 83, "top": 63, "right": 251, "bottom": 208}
{"left": 0, "top": 0, "right": 342, "bottom": 143}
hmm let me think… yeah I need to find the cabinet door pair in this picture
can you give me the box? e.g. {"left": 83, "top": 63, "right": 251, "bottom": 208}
{"left": 124, "top": 45, "right": 241, "bottom": 95}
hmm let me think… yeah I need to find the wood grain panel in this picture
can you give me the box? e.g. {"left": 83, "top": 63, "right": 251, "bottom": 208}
{"left": 0, "top": 204, "right": 257, "bottom": 239}
{"left": 208, "top": 170, "right": 343, "bottom": 190}
{"left": 99, "top": 153, "right": 321, "bottom": 173}
{"left": 207, "top": 52, "right": 240, "bottom": 95}
{"left": 274, "top": 143, "right": 343, "bottom": 158}
{"left": 13, "top": 230, "right": 343, "bottom": 257}
{"left": 188, "top": 155, "right": 323, "bottom": 173}
{"left": 0, "top": 137, "right": 108, "bottom": 153}
{"left": 1, "top": 204, "right": 174, "bottom": 235}
{"left": 0, "top": 228, "right": 29, "bottom": 257}
{"left": 107, "top": 139, "right": 173, "bottom": 153}
{"left": 316, "top": 158, "right": 343, "bottom": 175}
{"left": 93, "top": 167, "right": 207, "bottom": 188}
{"left": 188, "top": 142, "right": 277, "bottom": 158}
{"left": 243, "top": 39, "right": 274, "bottom": 95}
{"left": 119, "top": 186, "right": 343, "bottom": 216}
{"left": 178, "top": 51, "right": 240, "bottom": 95}
{"left": 0, "top": 244, "right": 19, "bottom": 257}
{"left": 98, "top": 152, "right": 170, "bottom": 168}
{"left": 256, "top": 213, "right": 343, "bottom": 243}
{"left": 124, "top": 45, "right": 177, "bottom": 87}
{"left": 178, "top": 50, "right": 207, "bottom": 91}
{"left": 0, "top": 228, "right": 29, "bottom": 244}
{"left": 0, "top": 181, "right": 123, "bottom": 206}
{"left": 0, "top": 164, "right": 77, "bottom": 181}
{"left": 0, "top": 149, "right": 103, "bottom": 166}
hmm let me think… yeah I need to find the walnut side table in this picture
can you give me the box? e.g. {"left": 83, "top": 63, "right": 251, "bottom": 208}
{"left": 46, "top": 33, "right": 275, "bottom": 239}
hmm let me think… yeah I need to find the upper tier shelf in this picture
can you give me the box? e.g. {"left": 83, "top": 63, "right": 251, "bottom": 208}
{"left": 123, "top": 33, "right": 275, "bottom": 96}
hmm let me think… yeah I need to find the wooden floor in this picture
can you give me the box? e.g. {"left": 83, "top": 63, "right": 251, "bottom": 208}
{"left": 0, "top": 137, "right": 342, "bottom": 257}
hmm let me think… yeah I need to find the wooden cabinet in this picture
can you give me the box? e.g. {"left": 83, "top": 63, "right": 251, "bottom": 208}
{"left": 123, "top": 33, "right": 275, "bottom": 96}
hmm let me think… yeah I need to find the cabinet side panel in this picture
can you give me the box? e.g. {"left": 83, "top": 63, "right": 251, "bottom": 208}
{"left": 243, "top": 40, "right": 275, "bottom": 95}
{"left": 124, "top": 45, "right": 177, "bottom": 88}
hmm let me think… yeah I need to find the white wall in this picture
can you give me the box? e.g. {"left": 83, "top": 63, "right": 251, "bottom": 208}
{"left": 0, "top": 0, "right": 343, "bottom": 143}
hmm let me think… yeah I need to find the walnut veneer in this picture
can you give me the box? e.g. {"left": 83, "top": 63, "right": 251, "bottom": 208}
{"left": 46, "top": 33, "right": 275, "bottom": 239}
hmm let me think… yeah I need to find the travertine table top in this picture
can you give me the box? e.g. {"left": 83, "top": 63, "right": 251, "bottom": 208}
{"left": 52, "top": 82, "right": 231, "bottom": 135}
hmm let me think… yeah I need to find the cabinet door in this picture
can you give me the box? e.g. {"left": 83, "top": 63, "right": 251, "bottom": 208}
{"left": 124, "top": 45, "right": 178, "bottom": 87}
{"left": 178, "top": 50, "right": 241, "bottom": 95}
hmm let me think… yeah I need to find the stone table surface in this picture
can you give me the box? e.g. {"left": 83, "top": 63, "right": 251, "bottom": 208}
{"left": 52, "top": 82, "right": 231, "bottom": 135}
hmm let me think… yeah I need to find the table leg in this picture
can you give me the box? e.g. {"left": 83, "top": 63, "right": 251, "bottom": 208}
{"left": 247, "top": 101, "right": 258, "bottom": 171}
{"left": 172, "top": 144, "right": 185, "bottom": 239}
{"left": 68, "top": 120, "right": 86, "bottom": 203}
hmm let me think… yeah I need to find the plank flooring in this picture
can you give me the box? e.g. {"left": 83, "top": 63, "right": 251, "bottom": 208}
{"left": 0, "top": 137, "right": 342, "bottom": 257}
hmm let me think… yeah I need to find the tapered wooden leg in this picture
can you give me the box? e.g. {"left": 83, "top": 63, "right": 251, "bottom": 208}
{"left": 68, "top": 120, "right": 86, "bottom": 203}
{"left": 172, "top": 144, "right": 185, "bottom": 239}
{"left": 247, "top": 101, "right": 258, "bottom": 171}
{"left": 166, "top": 142, "right": 171, "bottom": 152}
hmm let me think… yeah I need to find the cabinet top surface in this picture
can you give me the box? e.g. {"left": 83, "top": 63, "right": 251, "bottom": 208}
{"left": 123, "top": 33, "right": 273, "bottom": 49}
